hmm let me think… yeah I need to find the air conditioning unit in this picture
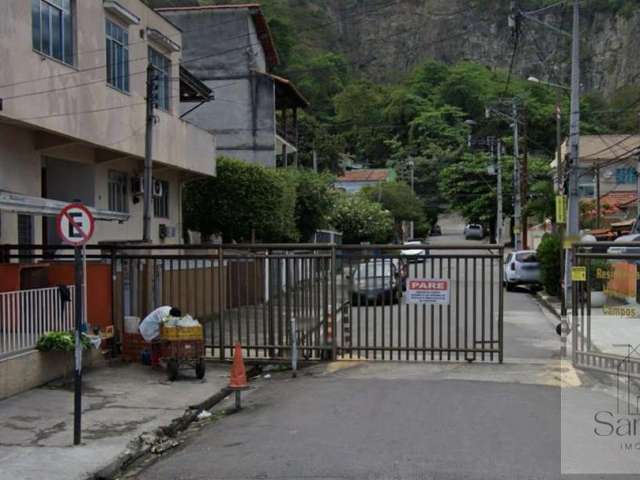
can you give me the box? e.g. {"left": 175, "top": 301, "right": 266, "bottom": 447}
{"left": 153, "top": 179, "right": 164, "bottom": 198}
{"left": 131, "top": 176, "right": 144, "bottom": 196}
{"left": 159, "top": 224, "right": 168, "bottom": 240}
{"left": 159, "top": 224, "right": 176, "bottom": 240}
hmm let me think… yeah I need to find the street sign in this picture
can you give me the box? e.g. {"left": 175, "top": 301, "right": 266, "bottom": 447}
{"left": 571, "top": 266, "right": 587, "bottom": 282}
{"left": 556, "top": 195, "right": 567, "bottom": 224}
{"left": 56, "top": 203, "right": 95, "bottom": 246}
{"left": 56, "top": 203, "right": 93, "bottom": 446}
{"left": 406, "top": 278, "right": 450, "bottom": 305}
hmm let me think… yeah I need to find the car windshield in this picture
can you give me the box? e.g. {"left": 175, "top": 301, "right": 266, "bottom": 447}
{"left": 516, "top": 252, "right": 538, "bottom": 263}
{"left": 469, "top": 225, "right": 481, "bottom": 230}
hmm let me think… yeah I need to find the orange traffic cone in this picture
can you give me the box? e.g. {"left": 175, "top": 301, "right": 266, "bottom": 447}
{"left": 228, "top": 342, "right": 249, "bottom": 390}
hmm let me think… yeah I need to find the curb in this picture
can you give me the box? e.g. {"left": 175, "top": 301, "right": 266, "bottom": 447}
{"left": 534, "top": 291, "right": 562, "bottom": 321}
{"left": 91, "top": 365, "right": 262, "bottom": 480}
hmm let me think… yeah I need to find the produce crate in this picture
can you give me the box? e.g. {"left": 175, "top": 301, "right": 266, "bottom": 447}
{"left": 160, "top": 324, "right": 203, "bottom": 341}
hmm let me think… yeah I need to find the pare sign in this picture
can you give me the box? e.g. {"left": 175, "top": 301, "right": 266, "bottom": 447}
{"left": 406, "top": 279, "right": 450, "bottom": 305}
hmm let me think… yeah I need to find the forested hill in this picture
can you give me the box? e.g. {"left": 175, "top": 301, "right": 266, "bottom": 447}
{"left": 148, "top": 0, "right": 640, "bottom": 97}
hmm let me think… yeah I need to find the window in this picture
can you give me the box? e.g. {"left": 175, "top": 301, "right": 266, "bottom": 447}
{"left": 108, "top": 170, "right": 128, "bottom": 213}
{"left": 615, "top": 167, "right": 637, "bottom": 185}
{"left": 32, "top": 0, "right": 74, "bottom": 65}
{"left": 148, "top": 48, "right": 171, "bottom": 111}
{"left": 106, "top": 19, "right": 129, "bottom": 93}
{"left": 153, "top": 180, "right": 170, "bottom": 218}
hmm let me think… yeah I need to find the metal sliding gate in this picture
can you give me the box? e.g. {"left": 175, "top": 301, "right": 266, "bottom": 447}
{"left": 1, "top": 243, "right": 504, "bottom": 363}
{"left": 572, "top": 243, "right": 640, "bottom": 378}
{"left": 335, "top": 245, "right": 504, "bottom": 362}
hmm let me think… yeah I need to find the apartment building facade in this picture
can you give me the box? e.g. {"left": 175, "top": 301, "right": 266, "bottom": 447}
{"left": 0, "top": 0, "right": 216, "bottom": 247}
{"left": 157, "top": 4, "right": 308, "bottom": 168}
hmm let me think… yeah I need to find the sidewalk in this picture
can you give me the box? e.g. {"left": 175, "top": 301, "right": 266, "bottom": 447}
{"left": 0, "top": 362, "right": 230, "bottom": 480}
{"left": 536, "top": 290, "right": 640, "bottom": 356}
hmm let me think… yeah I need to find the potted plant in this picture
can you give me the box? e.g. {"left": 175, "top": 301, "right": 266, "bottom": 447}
{"left": 588, "top": 259, "right": 610, "bottom": 308}
{"left": 36, "top": 331, "right": 92, "bottom": 378}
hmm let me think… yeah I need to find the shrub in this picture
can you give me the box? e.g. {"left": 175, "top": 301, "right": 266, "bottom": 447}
{"left": 183, "top": 157, "right": 298, "bottom": 243}
{"left": 328, "top": 193, "right": 394, "bottom": 244}
{"left": 536, "top": 233, "right": 562, "bottom": 297}
{"left": 36, "top": 331, "right": 91, "bottom": 352}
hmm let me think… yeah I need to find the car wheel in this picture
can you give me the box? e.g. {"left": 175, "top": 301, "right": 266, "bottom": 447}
{"left": 505, "top": 282, "right": 515, "bottom": 292}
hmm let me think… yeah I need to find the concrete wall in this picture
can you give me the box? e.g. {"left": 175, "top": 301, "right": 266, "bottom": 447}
{"left": 162, "top": 8, "right": 277, "bottom": 167}
{"left": 0, "top": 0, "right": 215, "bottom": 177}
{"left": 0, "top": 348, "right": 104, "bottom": 400}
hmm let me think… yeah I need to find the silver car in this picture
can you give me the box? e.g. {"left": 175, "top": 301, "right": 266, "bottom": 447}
{"left": 504, "top": 251, "right": 541, "bottom": 291}
{"left": 464, "top": 224, "right": 484, "bottom": 240}
{"left": 350, "top": 258, "right": 406, "bottom": 305}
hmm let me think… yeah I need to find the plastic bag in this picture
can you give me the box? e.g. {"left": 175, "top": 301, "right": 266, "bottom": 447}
{"left": 176, "top": 315, "right": 200, "bottom": 327}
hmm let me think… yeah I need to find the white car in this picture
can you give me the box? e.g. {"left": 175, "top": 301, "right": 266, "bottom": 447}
{"left": 401, "top": 239, "right": 429, "bottom": 261}
{"left": 464, "top": 224, "right": 484, "bottom": 240}
{"left": 504, "top": 250, "right": 542, "bottom": 291}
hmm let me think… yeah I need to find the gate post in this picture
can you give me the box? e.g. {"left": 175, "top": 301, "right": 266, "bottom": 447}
{"left": 498, "top": 245, "right": 504, "bottom": 364}
{"left": 218, "top": 247, "right": 225, "bottom": 361}
{"left": 330, "top": 244, "right": 337, "bottom": 361}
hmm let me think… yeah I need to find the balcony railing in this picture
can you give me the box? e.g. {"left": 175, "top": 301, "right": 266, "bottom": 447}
{"left": 0, "top": 286, "right": 75, "bottom": 358}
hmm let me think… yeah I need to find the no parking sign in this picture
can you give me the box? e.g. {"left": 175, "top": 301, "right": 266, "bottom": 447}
{"left": 56, "top": 203, "right": 95, "bottom": 246}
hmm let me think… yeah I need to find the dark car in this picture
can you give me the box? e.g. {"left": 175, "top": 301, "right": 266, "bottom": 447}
{"left": 430, "top": 225, "right": 442, "bottom": 236}
{"left": 350, "top": 258, "right": 407, "bottom": 305}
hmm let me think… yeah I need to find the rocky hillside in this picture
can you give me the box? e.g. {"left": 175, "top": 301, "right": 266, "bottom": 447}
{"left": 321, "top": 0, "right": 639, "bottom": 96}
{"left": 147, "top": 0, "right": 640, "bottom": 97}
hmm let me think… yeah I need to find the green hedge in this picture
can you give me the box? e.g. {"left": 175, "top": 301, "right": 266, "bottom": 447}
{"left": 536, "top": 233, "right": 562, "bottom": 297}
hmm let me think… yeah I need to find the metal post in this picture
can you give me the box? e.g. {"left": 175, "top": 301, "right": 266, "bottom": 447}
{"left": 410, "top": 161, "right": 415, "bottom": 239}
{"left": 235, "top": 390, "right": 242, "bottom": 410}
{"left": 73, "top": 246, "right": 84, "bottom": 445}
{"left": 496, "top": 140, "right": 503, "bottom": 244}
{"left": 330, "top": 245, "right": 338, "bottom": 361}
{"left": 595, "top": 167, "right": 601, "bottom": 229}
{"left": 513, "top": 99, "right": 521, "bottom": 250}
{"left": 143, "top": 64, "right": 155, "bottom": 243}
{"left": 291, "top": 316, "right": 298, "bottom": 377}
{"left": 565, "top": 0, "right": 581, "bottom": 307}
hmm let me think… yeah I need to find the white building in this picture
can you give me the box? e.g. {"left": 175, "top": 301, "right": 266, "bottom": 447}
{"left": 0, "top": 0, "right": 216, "bottom": 247}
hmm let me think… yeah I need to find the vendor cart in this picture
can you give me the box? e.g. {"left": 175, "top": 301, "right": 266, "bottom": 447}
{"left": 160, "top": 324, "right": 206, "bottom": 381}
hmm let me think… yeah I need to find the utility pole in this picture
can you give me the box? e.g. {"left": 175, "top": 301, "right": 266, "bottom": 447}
{"left": 496, "top": 139, "right": 504, "bottom": 244}
{"left": 521, "top": 108, "right": 529, "bottom": 249}
{"left": 143, "top": 64, "right": 157, "bottom": 243}
{"left": 512, "top": 99, "right": 521, "bottom": 250}
{"left": 565, "top": 0, "right": 581, "bottom": 307}
{"left": 409, "top": 160, "right": 415, "bottom": 239}
{"left": 595, "top": 167, "right": 601, "bottom": 229}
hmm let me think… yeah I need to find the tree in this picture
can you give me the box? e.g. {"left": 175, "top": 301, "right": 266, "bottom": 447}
{"left": 283, "top": 168, "right": 337, "bottom": 241}
{"left": 362, "top": 182, "right": 424, "bottom": 227}
{"left": 183, "top": 158, "right": 297, "bottom": 243}
{"left": 439, "top": 151, "right": 515, "bottom": 235}
{"left": 328, "top": 194, "right": 394, "bottom": 244}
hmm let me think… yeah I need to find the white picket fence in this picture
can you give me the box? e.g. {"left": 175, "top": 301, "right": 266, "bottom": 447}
{"left": 0, "top": 286, "right": 75, "bottom": 357}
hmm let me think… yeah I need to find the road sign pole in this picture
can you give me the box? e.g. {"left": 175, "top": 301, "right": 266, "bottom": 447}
{"left": 73, "top": 245, "right": 84, "bottom": 445}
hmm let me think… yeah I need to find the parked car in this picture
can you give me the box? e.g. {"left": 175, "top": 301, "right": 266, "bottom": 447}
{"left": 350, "top": 258, "right": 407, "bottom": 305}
{"left": 430, "top": 225, "right": 442, "bottom": 236}
{"left": 400, "top": 239, "right": 429, "bottom": 262}
{"left": 504, "top": 250, "right": 541, "bottom": 291}
{"left": 464, "top": 224, "right": 484, "bottom": 240}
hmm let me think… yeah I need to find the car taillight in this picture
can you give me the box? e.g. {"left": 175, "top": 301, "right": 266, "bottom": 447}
{"left": 510, "top": 263, "right": 516, "bottom": 271}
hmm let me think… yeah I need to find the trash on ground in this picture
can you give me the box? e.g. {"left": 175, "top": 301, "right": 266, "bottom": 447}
{"left": 197, "top": 410, "right": 213, "bottom": 420}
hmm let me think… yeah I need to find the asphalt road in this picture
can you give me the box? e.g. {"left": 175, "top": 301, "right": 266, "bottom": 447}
{"left": 134, "top": 215, "right": 638, "bottom": 480}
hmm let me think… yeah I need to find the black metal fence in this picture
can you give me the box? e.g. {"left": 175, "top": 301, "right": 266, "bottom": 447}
{"left": 1, "top": 243, "right": 504, "bottom": 363}
{"left": 572, "top": 242, "right": 640, "bottom": 378}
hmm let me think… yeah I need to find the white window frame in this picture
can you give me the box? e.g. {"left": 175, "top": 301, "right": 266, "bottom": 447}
{"left": 148, "top": 47, "right": 171, "bottom": 112}
{"left": 153, "top": 179, "right": 170, "bottom": 219}
{"left": 32, "top": 0, "right": 74, "bottom": 65}
{"left": 108, "top": 170, "right": 129, "bottom": 213}
{"left": 106, "top": 19, "right": 130, "bottom": 93}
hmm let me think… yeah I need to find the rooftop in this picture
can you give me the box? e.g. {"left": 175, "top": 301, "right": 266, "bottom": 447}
{"left": 336, "top": 169, "right": 394, "bottom": 182}
{"left": 155, "top": 3, "right": 279, "bottom": 66}
{"left": 560, "top": 134, "right": 640, "bottom": 162}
